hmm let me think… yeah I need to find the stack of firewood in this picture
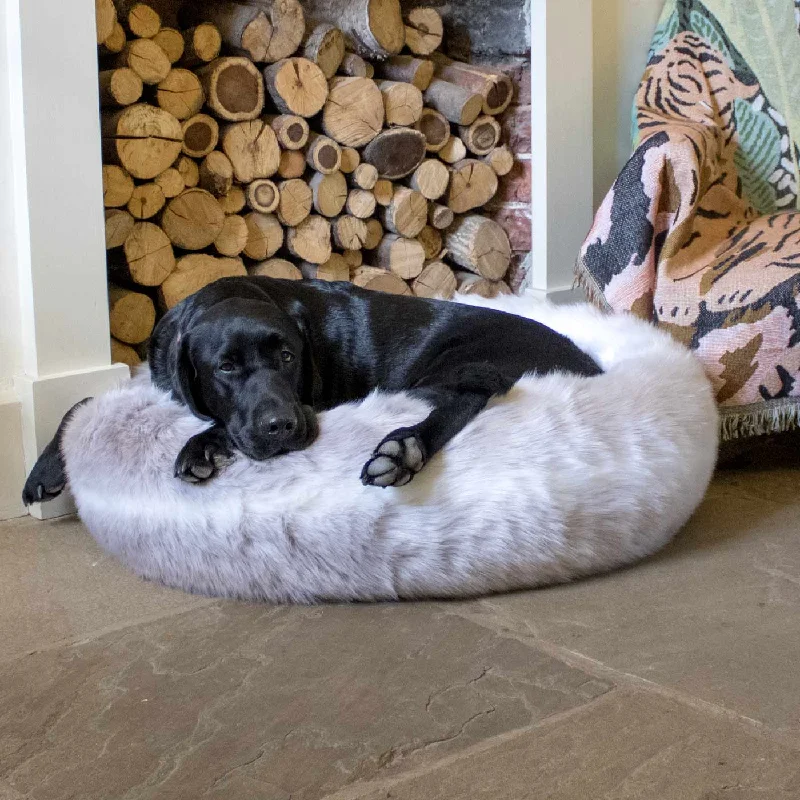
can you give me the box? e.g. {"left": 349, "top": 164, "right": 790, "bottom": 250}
{"left": 96, "top": 0, "right": 518, "bottom": 366}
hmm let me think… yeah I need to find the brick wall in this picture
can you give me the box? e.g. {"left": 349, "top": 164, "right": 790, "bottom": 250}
{"left": 402, "top": 0, "right": 532, "bottom": 290}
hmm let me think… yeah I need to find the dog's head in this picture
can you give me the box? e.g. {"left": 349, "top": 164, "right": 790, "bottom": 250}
{"left": 151, "top": 279, "right": 320, "bottom": 460}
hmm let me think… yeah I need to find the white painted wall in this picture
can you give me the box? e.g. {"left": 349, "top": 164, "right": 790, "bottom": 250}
{"left": 593, "top": 0, "right": 664, "bottom": 207}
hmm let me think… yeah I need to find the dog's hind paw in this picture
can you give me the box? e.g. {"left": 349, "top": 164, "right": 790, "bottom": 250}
{"left": 361, "top": 429, "right": 426, "bottom": 488}
{"left": 175, "top": 433, "right": 235, "bottom": 484}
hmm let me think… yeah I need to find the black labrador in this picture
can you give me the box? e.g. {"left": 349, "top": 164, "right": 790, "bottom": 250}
{"left": 23, "top": 277, "right": 601, "bottom": 503}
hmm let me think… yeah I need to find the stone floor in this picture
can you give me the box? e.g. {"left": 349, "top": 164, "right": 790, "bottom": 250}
{"left": 2, "top": 459, "right": 800, "bottom": 799}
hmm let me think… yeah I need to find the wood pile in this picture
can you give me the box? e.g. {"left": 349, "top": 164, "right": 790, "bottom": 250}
{"left": 97, "top": 0, "right": 517, "bottom": 363}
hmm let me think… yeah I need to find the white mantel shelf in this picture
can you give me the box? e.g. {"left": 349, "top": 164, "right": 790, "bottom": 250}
{"left": 0, "top": 0, "right": 593, "bottom": 520}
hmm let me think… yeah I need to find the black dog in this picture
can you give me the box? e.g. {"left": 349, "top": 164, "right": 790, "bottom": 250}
{"left": 22, "top": 277, "right": 601, "bottom": 504}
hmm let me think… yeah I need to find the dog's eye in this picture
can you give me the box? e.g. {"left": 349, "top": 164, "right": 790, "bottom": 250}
{"left": 218, "top": 361, "right": 235, "bottom": 373}
{"left": 280, "top": 350, "right": 295, "bottom": 363}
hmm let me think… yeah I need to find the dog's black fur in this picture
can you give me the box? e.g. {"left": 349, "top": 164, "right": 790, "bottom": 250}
{"left": 22, "top": 276, "right": 601, "bottom": 503}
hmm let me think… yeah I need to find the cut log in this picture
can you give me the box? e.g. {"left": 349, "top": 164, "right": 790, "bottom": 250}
{"left": 249, "top": 258, "right": 303, "bottom": 279}
{"left": 114, "top": 39, "right": 171, "bottom": 85}
{"left": 302, "top": 23, "right": 345, "bottom": 79}
{"left": 454, "top": 271, "right": 511, "bottom": 298}
{"left": 372, "top": 179, "right": 394, "bottom": 207}
{"left": 105, "top": 208, "right": 135, "bottom": 249}
{"left": 411, "top": 260, "right": 456, "bottom": 299}
{"left": 119, "top": 2, "right": 161, "bottom": 38}
{"left": 199, "top": 150, "right": 234, "bottom": 196}
{"left": 301, "top": 0, "right": 404, "bottom": 59}
{"left": 428, "top": 202, "right": 454, "bottom": 230}
{"left": 161, "top": 188, "right": 225, "bottom": 250}
{"left": 176, "top": 155, "right": 200, "bottom": 187}
{"left": 350, "top": 163, "right": 378, "bottom": 190}
{"left": 423, "top": 79, "right": 482, "bottom": 125}
{"left": 403, "top": 7, "right": 442, "bottom": 56}
{"left": 156, "top": 68, "right": 204, "bottom": 120}
{"left": 299, "top": 254, "right": 349, "bottom": 281}
{"left": 127, "top": 182, "right": 165, "bottom": 219}
{"left": 444, "top": 215, "right": 510, "bottom": 280}
{"left": 159, "top": 254, "right": 246, "bottom": 309}
{"left": 415, "top": 107, "right": 449, "bottom": 152}
{"left": 108, "top": 285, "right": 156, "bottom": 345}
{"left": 363, "top": 218, "right": 383, "bottom": 249}
{"left": 408, "top": 159, "right": 449, "bottom": 200}
{"left": 197, "top": 57, "right": 264, "bottom": 122}
{"left": 111, "top": 338, "right": 142, "bottom": 369}
{"left": 96, "top": 0, "right": 116, "bottom": 44}
{"left": 243, "top": 212, "right": 283, "bottom": 259}
{"left": 447, "top": 159, "right": 498, "bottom": 213}
{"left": 431, "top": 55, "right": 514, "bottom": 116}
{"left": 154, "top": 166, "right": 184, "bottom": 198}
{"left": 374, "top": 233, "right": 425, "bottom": 278}
{"left": 264, "top": 114, "right": 310, "bottom": 150}
{"left": 346, "top": 188, "right": 376, "bottom": 219}
{"left": 342, "top": 248, "right": 362, "bottom": 267}
{"left": 310, "top": 170, "right": 348, "bottom": 217}
{"left": 378, "top": 80, "right": 423, "bottom": 127}
{"left": 339, "top": 147, "right": 360, "bottom": 174}
{"left": 322, "top": 77, "right": 384, "bottom": 148}
{"left": 99, "top": 68, "right": 143, "bottom": 108}
{"left": 483, "top": 144, "right": 514, "bottom": 176}
{"left": 381, "top": 187, "right": 427, "bottom": 238}
{"left": 351, "top": 266, "right": 411, "bottom": 295}
{"left": 183, "top": 0, "right": 304, "bottom": 63}
{"left": 181, "top": 113, "right": 218, "bottom": 158}
{"left": 180, "top": 24, "right": 222, "bottom": 67}
{"left": 213, "top": 213, "right": 249, "bottom": 256}
{"left": 101, "top": 22, "right": 127, "bottom": 55}
{"left": 374, "top": 55, "right": 433, "bottom": 90}
{"left": 245, "top": 179, "right": 280, "bottom": 213}
{"left": 102, "top": 164, "right": 135, "bottom": 208}
{"left": 438, "top": 135, "right": 467, "bottom": 165}
{"left": 221, "top": 119, "right": 280, "bottom": 182}
{"left": 123, "top": 221, "right": 175, "bottom": 285}
{"left": 219, "top": 185, "right": 247, "bottom": 214}
{"left": 278, "top": 149, "right": 307, "bottom": 179}
{"left": 102, "top": 104, "right": 182, "bottom": 180}
{"left": 331, "top": 215, "right": 368, "bottom": 249}
{"left": 339, "top": 52, "right": 369, "bottom": 77}
{"left": 277, "top": 178, "right": 313, "bottom": 226}
{"left": 152, "top": 27, "right": 184, "bottom": 64}
{"left": 363, "top": 128, "right": 426, "bottom": 180}
{"left": 264, "top": 57, "right": 328, "bottom": 117}
{"left": 458, "top": 115, "right": 502, "bottom": 156}
{"left": 305, "top": 133, "right": 342, "bottom": 174}
{"left": 416, "top": 225, "right": 442, "bottom": 261}
{"left": 286, "top": 214, "right": 332, "bottom": 264}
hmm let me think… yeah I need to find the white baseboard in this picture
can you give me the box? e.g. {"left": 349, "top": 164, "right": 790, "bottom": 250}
{"left": 0, "top": 396, "right": 27, "bottom": 521}
{"left": 14, "top": 363, "right": 130, "bottom": 520}
{"left": 523, "top": 280, "right": 587, "bottom": 305}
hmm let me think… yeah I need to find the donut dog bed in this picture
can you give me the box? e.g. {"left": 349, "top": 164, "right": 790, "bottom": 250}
{"left": 61, "top": 296, "right": 718, "bottom": 602}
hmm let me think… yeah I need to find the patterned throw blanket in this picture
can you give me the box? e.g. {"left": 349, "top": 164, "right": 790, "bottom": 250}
{"left": 578, "top": 0, "right": 800, "bottom": 440}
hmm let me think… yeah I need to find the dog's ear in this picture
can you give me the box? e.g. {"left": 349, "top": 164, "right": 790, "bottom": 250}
{"left": 169, "top": 331, "right": 212, "bottom": 420}
{"left": 286, "top": 301, "right": 323, "bottom": 408}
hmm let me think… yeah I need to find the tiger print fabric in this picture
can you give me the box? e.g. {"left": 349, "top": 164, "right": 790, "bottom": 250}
{"left": 578, "top": 0, "right": 800, "bottom": 439}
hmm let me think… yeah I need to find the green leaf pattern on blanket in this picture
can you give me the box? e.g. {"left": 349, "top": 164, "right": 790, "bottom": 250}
{"left": 689, "top": 9, "right": 734, "bottom": 66}
{"left": 733, "top": 98, "right": 781, "bottom": 213}
{"left": 649, "top": 8, "right": 680, "bottom": 59}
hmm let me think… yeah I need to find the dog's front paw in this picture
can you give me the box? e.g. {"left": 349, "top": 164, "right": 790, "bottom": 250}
{"left": 174, "top": 435, "right": 235, "bottom": 484}
{"left": 361, "top": 429, "right": 426, "bottom": 488}
{"left": 21, "top": 447, "right": 67, "bottom": 506}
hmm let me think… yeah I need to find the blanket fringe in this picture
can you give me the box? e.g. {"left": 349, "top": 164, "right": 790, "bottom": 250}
{"left": 720, "top": 400, "right": 800, "bottom": 441}
{"left": 573, "top": 257, "right": 612, "bottom": 311}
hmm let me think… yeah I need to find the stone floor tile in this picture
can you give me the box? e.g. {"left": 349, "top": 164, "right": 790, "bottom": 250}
{"left": 0, "top": 515, "right": 210, "bottom": 661}
{"left": 451, "top": 469, "right": 800, "bottom": 735}
{"left": 345, "top": 688, "right": 800, "bottom": 800}
{"left": 0, "top": 603, "right": 612, "bottom": 800}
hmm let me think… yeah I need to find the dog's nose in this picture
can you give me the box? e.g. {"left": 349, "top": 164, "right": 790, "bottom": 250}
{"left": 264, "top": 414, "right": 296, "bottom": 436}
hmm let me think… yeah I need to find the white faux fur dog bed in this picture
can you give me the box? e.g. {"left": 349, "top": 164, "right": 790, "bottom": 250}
{"left": 61, "top": 296, "right": 718, "bottom": 603}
